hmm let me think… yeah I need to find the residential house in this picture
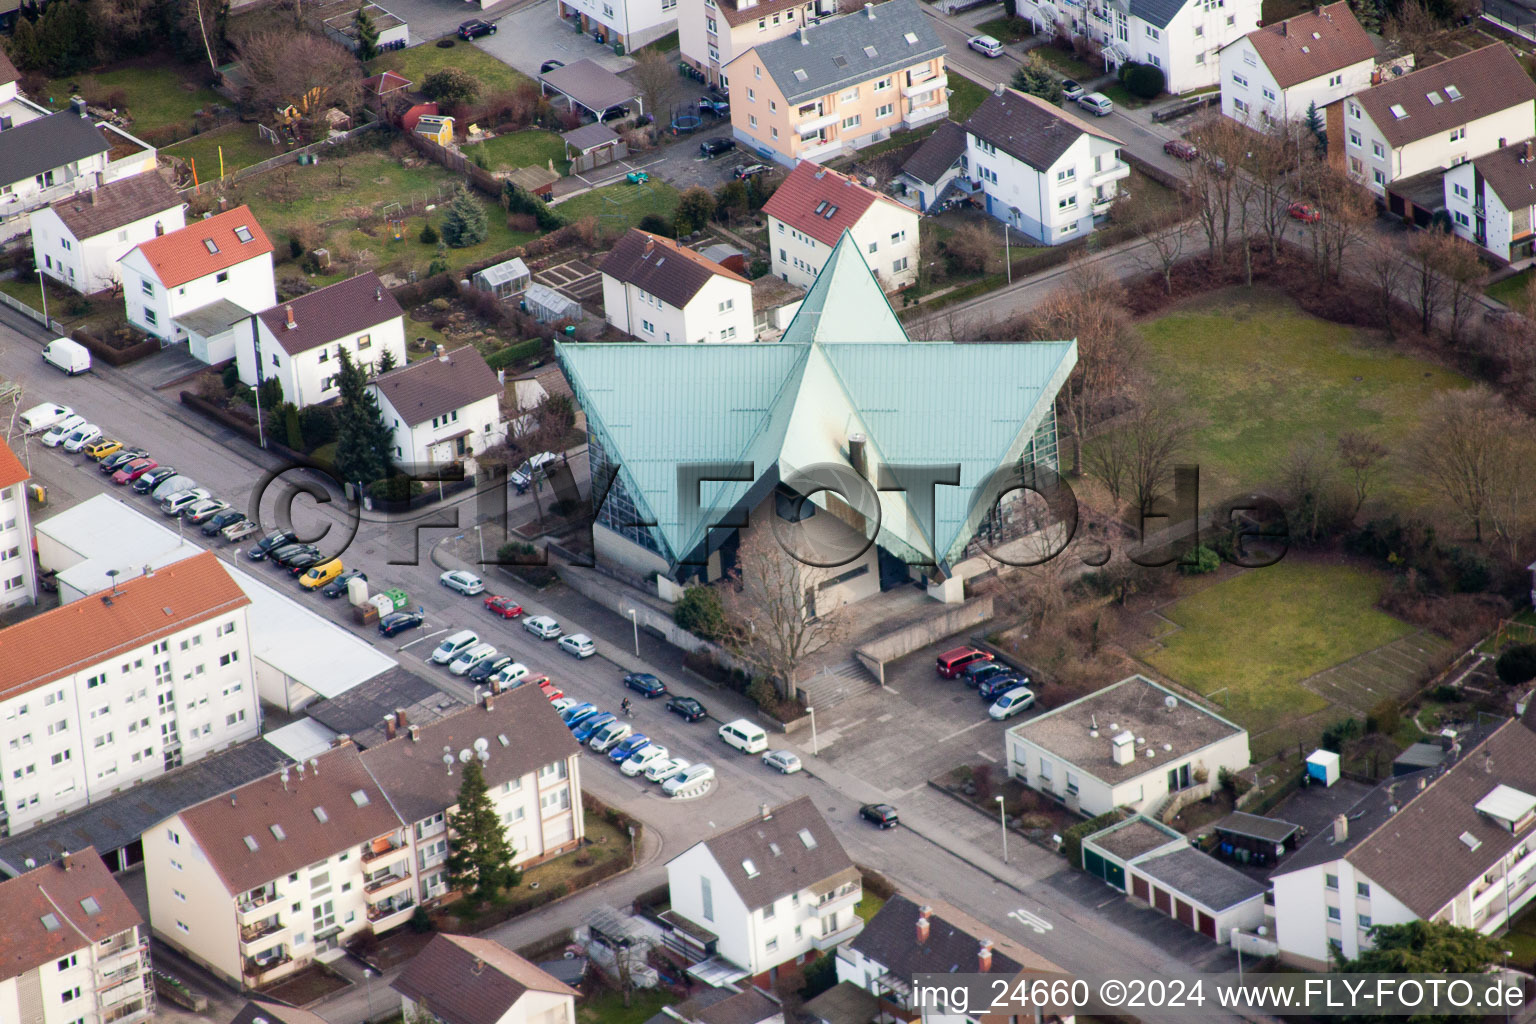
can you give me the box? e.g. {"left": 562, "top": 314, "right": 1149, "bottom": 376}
{"left": 1270, "top": 720, "right": 1536, "bottom": 968}
{"left": 232, "top": 1000, "right": 333, "bottom": 1024}
{"left": 0, "top": 551, "right": 259, "bottom": 837}
{"left": 119, "top": 205, "right": 276, "bottom": 350}
{"left": 762, "top": 161, "right": 920, "bottom": 289}
{"left": 725, "top": 0, "right": 947, "bottom": 167}
{"left": 679, "top": 0, "right": 837, "bottom": 88}
{"left": 0, "top": 51, "right": 46, "bottom": 134}
{"left": 556, "top": 0, "right": 678, "bottom": 53}
{"left": 357, "top": 685, "right": 584, "bottom": 906}
{"left": 31, "top": 173, "right": 185, "bottom": 295}
{"left": 235, "top": 272, "right": 406, "bottom": 409}
{"left": 0, "top": 848, "right": 153, "bottom": 1024}
{"left": 1003, "top": 674, "right": 1251, "bottom": 818}
{"left": 963, "top": 85, "right": 1129, "bottom": 245}
{"left": 1444, "top": 137, "right": 1536, "bottom": 262}
{"left": 664, "top": 796, "right": 861, "bottom": 987}
{"left": 369, "top": 344, "right": 508, "bottom": 476}
{"left": 896, "top": 120, "right": 967, "bottom": 212}
{"left": 1219, "top": 3, "right": 1378, "bottom": 124}
{"left": 837, "top": 894, "right": 1071, "bottom": 1023}
{"left": 599, "top": 228, "right": 754, "bottom": 343}
{"left": 1329, "top": 44, "right": 1536, "bottom": 203}
{"left": 0, "top": 437, "right": 35, "bottom": 611}
{"left": 393, "top": 933, "right": 579, "bottom": 1024}
{"left": 667, "top": 988, "right": 784, "bottom": 1024}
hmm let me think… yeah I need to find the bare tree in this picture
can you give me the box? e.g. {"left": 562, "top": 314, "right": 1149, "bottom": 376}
{"left": 1124, "top": 393, "right": 1196, "bottom": 518}
{"left": 1486, "top": 433, "right": 1536, "bottom": 563}
{"left": 1384, "top": 0, "right": 1440, "bottom": 59}
{"left": 1336, "top": 431, "right": 1388, "bottom": 520}
{"left": 980, "top": 485, "right": 1079, "bottom": 630}
{"left": 1245, "top": 118, "right": 1299, "bottom": 262}
{"left": 1301, "top": 162, "right": 1375, "bottom": 281}
{"left": 1083, "top": 416, "right": 1134, "bottom": 513}
{"left": 1278, "top": 433, "right": 1336, "bottom": 542}
{"left": 943, "top": 222, "right": 1001, "bottom": 276}
{"left": 1115, "top": 184, "right": 1190, "bottom": 294}
{"left": 1435, "top": 233, "right": 1488, "bottom": 342}
{"left": 1409, "top": 386, "right": 1529, "bottom": 544}
{"left": 236, "top": 29, "right": 363, "bottom": 123}
{"left": 1185, "top": 116, "right": 1245, "bottom": 262}
{"left": 1405, "top": 231, "right": 1451, "bottom": 334}
{"left": 1364, "top": 238, "right": 1408, "bottom": 336}
{"left": 629, "top": 49, "right": 680, "bottom": 122}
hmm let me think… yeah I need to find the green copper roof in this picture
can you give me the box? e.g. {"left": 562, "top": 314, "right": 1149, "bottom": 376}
{"left": 779, "top": 235, "right": 908, "bottom": 346}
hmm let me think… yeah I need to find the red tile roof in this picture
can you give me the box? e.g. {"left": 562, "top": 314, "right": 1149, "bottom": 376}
{"left": 762, "top": 161, "right": 910, "bottom": 248}
{"left": 0, "top": 848, "right": 142, "bottom": 982}
{"left": 130, "top": 205, "right": 273, "bottom": 289}
{"left": 0, "top": 436, "right": 26, "bottom": 490}
{"left": 1244, "top": 3, "right": 1376, "bottom": 90}
{"left": 0, "top": 551, "right": 249, "bottom": 701}
{"left": 363, "top": 70, "right": 413, "bottom": 95}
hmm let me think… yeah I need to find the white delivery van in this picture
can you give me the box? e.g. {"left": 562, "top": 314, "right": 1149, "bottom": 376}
{"left": 18, "top": 403, "right": 72, "bottom": 433}
{"left": 41, "top": 338, "right": 91, "bottom": 376}
{"left": 718, "top": 718, "right": 769, "bottom": 754}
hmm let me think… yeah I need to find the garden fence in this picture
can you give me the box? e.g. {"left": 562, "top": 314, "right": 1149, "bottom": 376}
{"left": 175, "top": 120, "right": 389, "bottom": 196}
{"left": 404, "top": 131, "right": 503, "bottom": 199}
{"left": 0, "top": 288, "right": 66, "bottom": 335}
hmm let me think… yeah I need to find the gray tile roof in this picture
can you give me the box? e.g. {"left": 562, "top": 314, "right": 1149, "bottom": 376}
{"left": 848, "top": 893, "right": 1063, "bottom": 983}
{"left": 686, "top": 987, "right": 783, "bottom": 1024}
{"left": 696, "top": 796, "right": 855, "bottom": 911}
{"left": 394, "top": 934, "right": 577, "bottom": 1024}
{"left": 1135, "top": 846, "right": 1266, "bottom": 912}
{"left": 48, "top": 171, "right": 182, "bottom": 241}
{"left": 1469, "top": 139, "right": 1536, "bottom": 211}
{"left": 231, "top": 1000, "right": 333, "bottom": 1024}
{"left": 302, "top": 665, "right": 465, "bottom": 750}
{"left": 371, "top": 344, "right": 502, "bottom": 428}
{"left": 1128, "top": 0, "right": 1189, "bottom": 30}
{"left": 174, "top": 297, "right": 252, "bottom": 338}
{"left": 539, "top": 60, "right": 639, "bottom": 113}
{"left": 1212, "top": 811, "right": 1301, "bottom": 845}
{"left": 963, "top": 87, "right": 1121, "bottom": 173}
{"left": 900, "top": 121, "right": 966, "bottom": 185}
{"left": 750, "top": 0, "right": 946, "bottom": 105}
{"left": 562, "top": 122, "right": 621, "bottom": 152}
{"left": 0, "top": 111, "right": 111, "bottom": 189}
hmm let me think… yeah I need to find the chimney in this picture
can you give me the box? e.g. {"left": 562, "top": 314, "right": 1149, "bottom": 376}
{"left": 61, "top": 850, "right": 73, "bottom": 871}
{"left": 484, "top": 691, "right": 495, "bottom": 711}
{"left": 88, "top": 189, "right": 96, "bottom": 206}
{"left": 375, "top": 286, "right": 383, "bottom": 302}
{"left": 916, "top": 905, "right": 932, "bottom": 944}
{"left": 0, "top": 114, "right": 12, "bottom": 131}
{"left": 384, "top": 713, "right": 397, "bottom": 741}
{"left": 436, "top": 344, "right": 448, "bottom": 362}
{"left": 799, "top": 25, "right": 808, "bottom": 42}
{"left": 395, "top": 708, "right": 408, "bottom": 729}
{"left": 1526, "top": 140, "right": 1533, "bottom": 164}
{"left": 994, "top": 82, "right": 1005, "bottom": 96}
{"left": 154, "top": 220, "right": 164, "bottom": 237}
{"left": 864, "top": 1, "right": 875, "bottom": 16}
{"left": 760, "top": 802, "right": 772, "bottom": 821}
{"left": 1282, "top": 19, "right": 1287, "bottom": 34}
{"left": 643, "top": 237, "right": 656, "bottom": 256}
{"left": 409, "top": 724, "right": 421, "bottom": 742}
{"left": 284, "top": 304, "right": 296, "bottom": 330}
{"left": 978, "top": 939, "right": 993, "bottom": 973}
{"left": 1111, "top": 730, "right": 1135, "bottom": 766}
{"left": 1333, "top": 814, "right": 1348, "bottom": 843}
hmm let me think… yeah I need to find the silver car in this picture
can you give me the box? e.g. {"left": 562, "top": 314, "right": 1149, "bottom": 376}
{"left": 762, "top": 749, "right": 803, "bottom": 774}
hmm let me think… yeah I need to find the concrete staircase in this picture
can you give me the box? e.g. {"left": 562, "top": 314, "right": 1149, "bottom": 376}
{"left": 795, "top": 660, "right": 874, "bottom": 710}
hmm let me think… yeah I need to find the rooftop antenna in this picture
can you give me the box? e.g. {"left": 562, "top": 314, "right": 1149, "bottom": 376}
{"left": 309, "top": 757, "right": 319, "bottom": 776}
{"left": 474, "top": 737, "right": 490, "bottom": 764}
{"left": 442, "top": 752, "right": 455, "bottom": 775}
{"left": 280, "top": 766, "right": 290, "bottom": 791}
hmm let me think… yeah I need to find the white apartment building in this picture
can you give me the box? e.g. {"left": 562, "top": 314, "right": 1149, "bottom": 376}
{"left": 1020, "top": 0, "right": 1259, "bottom": 95}
{"left": 0, "top": 551, "right": 259, "bottom": 837}
{"left": 0, "top": 438, "right": 36, "bottom": 611}
{"left": 1444, "top": 139, "right": 1536, "bottom": 262}
{"left": 555, "top": 0, "right": 677, "bottom": 52}
{"left": 118, "top": 204, "right": 276, "bottom": 351}
{"left": 679, "top": 0, "right": 836, "bottom": 88}
{"left": 762, "top": 161, "right": 920, "bottom": 290}
{"left": 1271, "top": 721, "right": 1536, "bottom": 968}
{"left": 371, "top": 345, "right": 508, "bottom": 476}
{"left": 1219, "top": 3, "right": 1377, "bottom": 124}
{"left": 1335, "top": 44, "right": 1536, "bottom": 198}
{"left": 964, "top": 86, "right": 1129, "bottom": 245}
{"left": 665, "top": 796, "right": 862, "bottom": 986}
{"left": 600, "top": 229, "right": 754, "bottom": 342}
{"left": 236, "top": 272, "right": 407, "bottom": 409}
{"left": 0, "top": 848, "right": 153, "bottom": 1024}
{"left": 31, "top": 174, "right": 186, "bottom": 295}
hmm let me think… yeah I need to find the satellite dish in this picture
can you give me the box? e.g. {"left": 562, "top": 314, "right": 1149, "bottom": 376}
{"left": 1164, "top": 695, "right": 1178, "bottom": 709}
{"left": 477, "top": 750, "right": 490, "bottom": 763}
{"left": 442, "top": 753, "right": 455, "bottom": 774}
{"left": 474, "top": 737, "right": 489, "bottom": 753}
{"left": 459, "top": 748, "right": 472, "bottom": 763}
{"left": 1257, "top": 925, "right": 1268, "bottom": 937}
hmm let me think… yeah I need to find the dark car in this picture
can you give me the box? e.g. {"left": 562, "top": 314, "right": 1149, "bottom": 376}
{"left": 598, "top": 104, "right": 629, "bottom": 122}
{"left": 379, "top": 610, "right": 425, "bottom": 637}
{"left": 978, "top": 673, "right": 1026, "bottom": 702}
{"left": 666, "top": 695, "right": 707, "bottom": 721}
{"left": 1163, "top": 138, "right": 1199, "bottom": 161}
{"left": 467, "top": 655, "right": 515, "bottom": 684}
{"left": 699, "top": 97, "right": 729, "bottom": 117}
{"left": 540, "top": 59, "right": 565, "bottom": 74}
{"left": 131, "top": 466, "right": 175, "bottom": 493}
{"left": 101, "top": 449, "right": 148, "bottom": 473}
{"left": 860, "top": 803, "right": 899, "bottom": 829}
{"left": 201, "top": 509, "right": 246, "bottom": 536}
{"left": 246, "top": 531, "right": 295, "bottom": 561}
{"left": 321, "top": 569, "right": 367, "bottom": 598}
{"left": 285, "top": 550, "right": 326, "bottom": 574}
{"left": 269, "top": 543, "right": 318, "bottom": 568}
{"left": 623, "top": 672, "right": 668, "bottom": 698}
{"left": 964, "top": 661, "right": 1010, "bottom": 687}
{"left": 735, "top": 163, "right": 769, "bottom": 181}
{"left": 458, "top": 17, "right": 496, "bottom": 38}
{"left": 699, "top": 137, "right": 736, "bottom": 157}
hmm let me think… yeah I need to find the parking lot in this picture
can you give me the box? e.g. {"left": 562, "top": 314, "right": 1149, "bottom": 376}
{"left": 472, "top": 0, "right": 636, "bottom": 77}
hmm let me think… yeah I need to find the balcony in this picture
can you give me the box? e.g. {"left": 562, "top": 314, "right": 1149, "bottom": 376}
{"left": 796, "top": 111, "right": 838, "bottom": 135}
{"left": 812, "top": 918, "right": 865, "bottom": 950}
{"left": 103, "top": 998, "right": 150, "bottom": 1024}
{"left": 367, "top": 895, "right": 416, "bottom": 922}
{"left": 902, "top": 75, "right": 946, "bottom": 98}
{"left": 798, "top": 136, "right": 842, "bottom": 161}
{"left": 243, "top": 951, "right": 293, "bottom": 980}
{"left": 811, "top": 884, "right": 861, "bottom": 917}
{"left": 98, "top": 957, "right": 149, "bottom": 995}
{"left": 362, "top": 832, "right": 408, "bottom": 863}
{"left": 240, "top": 916, "right": 283, "bottom": 944}
{"left": 1090, "top": 160, "right": 1131, "bottom": 186}
{"left": 364, "top": 866, "right": 412, "bottom": 895}
{"left": 237, "top": 886, "right": 277, "bottom": 916}
{"left": 1092, "top": 194, "right": 1116, "bottom": 213}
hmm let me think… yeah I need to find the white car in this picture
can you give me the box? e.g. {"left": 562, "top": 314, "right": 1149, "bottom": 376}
{"left": 967, "top": 33, "right": 1004, "bottom": 57}
{"left": 488, "top": 662, "right": 530, "bottom": 689}
{"left": 19, "top": 403, "right": 73, "bottom": 434}
{"left": 449, "top": 643, "right": 500, "bottom": 676}
{"left": 620, "top": 744, "right": 669, "bottom": 776}
{"left": 550, "top": 696, "right": 579, "bottom": 714}
{"left": 662, "top": 763, "right": 716, "bottom": 795}
{"left": 440, "top": 570, "right": 485, "bottom": 596}
{"left": 61, "top": 424, "right": 102, "bottom": 452}
{"left": 646, "top": 757, "right": 692, "bottom": 783}
{"left": 431, "top": 629, "right": 480, "bottom": 664}
{"left": 524, "top": 615, "right": 562, "bottom": 640}
{"left": 559, "top": 633, "right": 595, "bottom": 658}
{"left": 762, "top": 749, "right": 803, "bottom": 774}
{"left": 511, "top": 451, "right": 559, "bottom": 489}
{"left": 41, "top": 415, "right": 87, "bottom": 446}
{"left": 988, "top": 686, "right": 1037, "bottom": 720}
{"left": 588, "top": 721, "right": 633, "bottom": 753}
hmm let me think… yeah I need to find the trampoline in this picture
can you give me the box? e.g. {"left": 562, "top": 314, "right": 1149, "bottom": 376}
{"left": 671, "top": 114, "right": 702, "bottom": 135}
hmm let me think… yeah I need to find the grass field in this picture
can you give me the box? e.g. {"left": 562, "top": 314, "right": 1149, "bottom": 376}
{"left": 41, "top": 65, "right": 225, "bottom": 132}
{"left": 1031, "top": 46, "right": 1097, "bottom": 82}
{"left": 1099, "top": 83, "right": 1154, "bottom": 109}
{"left": 370, "top": 43, "right": 534, "bottom": 97}
{"left": 466, "top": 130, "right": 570, "bottom": 175}
{"left": 1139, "top": 288, "right": 1469, "bottom": 508}
{"left": 556, "top": 178, "right": 681, "bottom": 233}
{"left": 577, "top": 991, "right": 676, "bottom": 1024}
{"left": 1486, "top": 267, "right": 1531, "bottom": 306}
{"left": 975, "top": 16, "right": 1034, "bottom": 41}
{"left": 162, "top": 122, "right": 281, "bottom": 180}
{"left": 949, "top": 73, "right": 990, "bottom": 122}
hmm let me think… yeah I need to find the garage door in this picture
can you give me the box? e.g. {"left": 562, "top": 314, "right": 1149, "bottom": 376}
{"left": 1198, "top": 911, "right": 1217, "bottom": 939}
{"left": 1175, "top": 899, "right": 1194, "bottom": 928}
{"left": 1153, "top": 887, "right": 1171, "bottom": 914}
{"left": 1132, "top": 875, "right": 1150, "bottom": 901}
{"left": 1084, "top": 848, "right": 1110, "bottom": 883}
{"left": 1104, "top": 859, "right": 1126, "bottom": 891}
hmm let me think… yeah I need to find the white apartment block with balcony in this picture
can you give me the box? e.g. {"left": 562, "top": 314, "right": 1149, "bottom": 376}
{"left": 1444, "top": 139, "right": 1536, "bottom": 263}
{"left": 0, "top": 438, "right": 36, "bottom": 611}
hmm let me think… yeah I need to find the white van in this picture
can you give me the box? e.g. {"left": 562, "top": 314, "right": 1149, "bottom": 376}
{"left": 19, "top": 403, "right": 72, "bottom": 434}
{"left": 41, "top": 338, "right": 91, "bottom": 376}
{"left": 718, "top": 718, "right": 769, "bottom": 754}
{"left": 160, "top": 488, "right": 211, "bottom": 516}
{"left": 151, "top": 475, "right": 197, "bottom": 502}
{"left": 431, "top": 630, "right": 480, "bottom": 664}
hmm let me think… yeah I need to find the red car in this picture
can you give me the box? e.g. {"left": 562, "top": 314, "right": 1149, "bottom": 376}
{"left": 1163, "top": 138, "right": 1199, "bottom": 161}
{"left": 484, "top": 595, "right": 524, "bottom": 618}
{"left": 540, "top": 680, "right": 564, "bottom": 701}
{"left": 1288, "top": 201, "right": 1321, "bottom": 223}
{"left": 112, "top": 458, "right": 157, "bottom": 484}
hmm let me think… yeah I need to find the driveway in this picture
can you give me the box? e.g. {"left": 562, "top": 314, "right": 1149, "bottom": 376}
{"left": 380, "top": 0, "right": 529, "bottom": 45}
{"left": 474, "top": 0, "right": 635, "bottom": 76}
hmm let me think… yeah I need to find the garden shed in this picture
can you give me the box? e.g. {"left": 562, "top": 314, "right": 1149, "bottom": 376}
{"left": 1210, "top": 811, "right": 1301, "bottom": 865}
{"left": 473, "top": 257, "right": 531, "bottom": 300}
{"left": 562, "top": 122, "right": 626, "bottom": 174}
{"left": 506, "top": 165, "right": 560, "bottom": 199}
{"left": 523, "top": 283, "right": 582, "bottom": 323}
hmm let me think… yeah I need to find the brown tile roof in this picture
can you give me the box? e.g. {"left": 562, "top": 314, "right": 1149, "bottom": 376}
{"left": 1354, "top": 44, "right": 1536, "bottom": 149}
{"left": 0, "top": 436, "right": 26, "bottom": 490}
{"left": 177, "top": 744, "right": 403, "bottom": 895}
{"left": 359, "top": 686, "right": 580, "bottom": 825}
{"left": 0, "top": 848, "right": 142, "bottom": 982}
{"left": 0, "top": 551, "right": 248, "bottom": 702}
{"left": 901, "top": 120, "right": 966, "bottom": 186}
{"left": 963, "top": 88, "right": 1121, "bottom": 173}
{"left": 1345, "top": 720, "right": 1536, "bottom": 918}
{"left": 258, "top": 271, "right": 403, "bottom": 356}
{"left": 371, "top": 344, "right": 501, "bottom": 427}
{"left": 49, "top": 172, "right": 182, "bottom": 242}
{"left": 393, "top": 934, "right": 577, "bottom": 1024}
{"left": 1470, "top": 138, "right": 1536, "bottom": 209}
{"left": 762, "top": 162, "right": 911, "bottom": 248}
{"left": 694, "top": 796, "right": 855, "bottom": 911}
{"left": 363, "top": 70, "right": 412, "bottom": 95}
{"left": 849, "top": 893, "right": 1063, "bottom": 987}
{"left": 1244, "top": 3, "right": 1375, "bottom": 90}
{"left": 231, "top": 1000, "right": 334, "bottom": 1024}
{"left": 599, "top": 229, "right": 749, "bottom": 309}
{"left": 689, "top": 987, "right": 783, "bottom": 1024}
{"left": 0, "top": 50, "right": 17, "bottom": 87}
{"left": 717, "top": 0, "right": 828, "bottom": 29}
{"left": 132, "top": 205, "right": 273, "bottom": 288}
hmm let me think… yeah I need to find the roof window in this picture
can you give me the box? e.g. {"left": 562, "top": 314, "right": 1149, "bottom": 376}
{"left": 794, "top": 69, "right": 808, "bottom": 81}
{"left": 41, "top": 914, "right": 60, "bottom": 932}
{"left": 833, "top": 55, "right": 848, "bottom": 67}
{"left": 351, "top": 789, "right": 370, "bottom": 807}
{"left": 823, "top": 204, "right": 838, "bottom": 219}
{"left": 244, "top": 835, "right": 259, "bottom": 851}
{"left": 1445, "top": 84, "right": 1462, "bottom": 100}
{"left": 314, "top": 806, "right": 329, "bottom": 823}
{"left": 80, "top": 897, "right": 100, "bottom": 916}
{"left": 1427, "top": 92, "right": 1443, "bottom": 106}
{"left": 1390, "top": 104, "right": 1408, "bottom": 119}
{"left": 799, "top": 828, "right": 817, "bottom": 849}
{"left": 234, "top": 225, "right": 254, "bottom": 243}
{"left": 815, "top": 200, "right": 828, "bottom": 213}
{"left": 1460, "top": 831, "right": 1482, "bottom": 851}
{"left": 203, "top": 238, "right": 219, "bottom": 254}
{"left": 743, "top": 858, "right": 759, "bottom": 877}
{"left": 270, "top": 824, "right": 287, "bottom": 841}
{"left": 864, "top": 45, "right": 877, "bottom": 57}
{"left": 904, "top": 31, "right": 918, "bottom": 43}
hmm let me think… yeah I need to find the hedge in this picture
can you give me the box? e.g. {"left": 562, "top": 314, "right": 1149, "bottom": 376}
{"left": 1062, "top": 809, "right": 1126, "bottom": 869}
{"left": 485, "top": 339, "right": 545, "bottom": 369}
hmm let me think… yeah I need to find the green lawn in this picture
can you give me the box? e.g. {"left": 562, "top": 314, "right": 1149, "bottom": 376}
{"left": 577, "top": 990, "right": 676, "bottom": 1024}
{"left": 1141, "top": 561, "right": 1413, "bottom": 735}
{"left": 1098, "top": 83, "right": 1154, "bottom": 109}
{"left": 370, "top": 44, "right": 534, "bottom": 97}
{"left": 854, "top": 893, "right": 886, "bottom": 924}
{"left": 1486, "top": 267, "right": 1531, "bottom": 306}
{"left": 975, "top": 16, "right": 1034, "bottom": 42}
{"left": 642, "top": 29, "right": 680, "bottom": 53}
{"left": 1505, "top": 903, "right": 1536, "bottom": 970}
{"left": 162, "top": 122, "right": 282, "bottom": 180}
{"left": 948, "top": 73, "right": 990, "bottom": 122}
{"left": 556, "top": 179, "right": 681, "bottom": 235}
{"left": 1139, "top": 288, "right": 1470, "bottom": 508}
{"left": 41, "top": 65, "right": 225, "bottom": 134}
{"left": 1031, "top": 46, "right": 1097, "bottom": 82}
{"left": 466, "top": 130, "right": 570, "bottom": 176}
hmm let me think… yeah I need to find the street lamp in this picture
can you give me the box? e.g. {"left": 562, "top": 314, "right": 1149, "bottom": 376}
{"left": 628, "top": 824, "right": 636, "bottom": 865}
{"left": 996, "top": 794, "right": 1008, "bottom": 864}
{"left": 806, "top": 705, "right": 817, "bottom": 756}
{"left": 475, "top": 523, "right": 484, "bottom": 565}
{"left": 363, "top": 967, "right": 376, "bottom": 1022}
{"left": 627, "top": 608, "right": 639, "bottom": 656}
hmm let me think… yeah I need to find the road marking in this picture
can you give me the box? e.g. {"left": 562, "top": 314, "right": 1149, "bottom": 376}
{"left": 975, "top": 750, "right": 997, "bottom": 762}
{"left": 935, "top": 719, "right": 990, "bottom": 744}
{"left": 1096, "top": 897, "right": 1118, "bottom": 909}
{"left": 1009, "top": 908, "right": 1053, "bottom": 934}
{"left": 876, "top": 712, "right": 894, "bottom": 724}
{"left": 401, "top": 628, "right": 448, "bottom": 651}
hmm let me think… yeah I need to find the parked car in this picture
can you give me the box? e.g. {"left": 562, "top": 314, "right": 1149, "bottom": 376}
{"left": 719, "top": 718, "right": 768, "bottom": 754}
{"left": 964, "top": 661, "right": 1010, "bottom": 687}
{"left": 1163, "top": 138, "right": 1199, "bottom": 161}
{"left": 597, "top": 104, "right": 629, "bottom": 122}
{"left": 762, "top": 749, "right": 802, "bottom": 774}
{"left": 19, "top": 403, "right": 73, "bottom": 434}
{"left": 662, "top": 763, "right": 715, "bottom": 795}
{"left": 101, "top": 449, "right": 148, "bottom": 473}
{"left": 1060, "top": 79, "right": 1085, "bottom": 102}
{"left": 967, "top": 34, "right": 1004, "bottom": 57}
{"left": 202, "top": 509, "right": 247, "bottom": 536}
{"left": 559, "top": 633, "right": 596, "bottom": 658}
{"left": 524, "top": 615, "right": 562, "bottom": 639}
{"left": 608, "top": 733, "right": 650, "bottom": 763}
{"left": 699, "top": 137, "right": 736, "bottom": 157}
{"left": 699, "top": 97, "right": 729, "bottom": 117}
{"left": 937, "top": 646, "right": 992, "bottom": 678}
{"left": 484, "top": 595, "right": 523, "bottom": 618}
{"left": 83, "top": 438, "right": 123, "bottom": 460}
{"left": 320, "top": 568, "right": 366, "bottom": 597}
{"left": 988, "top": 686, "right": 1036, "bottom": 720}
{"left": 440, "top": 569, "right": 485, "bottom": 596}
{"left": 666, "top": 695, "right": 706, "bottom": 721}
{"left": 298, "top": 558, "right": 345, "bottom": 590}
{"left": 561, "top": 702, "right": 598, "bottom": 727}
{"left": 268, "top": 543, "right": 317, "bottom": 567}
{"left": 246, "top": 531, "right": 295, "bottom": 561}
{"left": 621, "top": 744, "right": 669, "bottom": 776}
{"left": 489, "top": 662, "right": 530, "bottom": 690}
{"left": 1076, "top": 92, "right": 1114, "bottom": 117}
{"left": 622, "top": 672, "right": 667, "bottom": 698}
{"left": 467, "top": 655, "right": 515, "bottom": 684}
{"left": 550, "top": 697, "right": 579, "bottom": 715}
{"left": 859, "top": 803, "right": 899, "bottom": 828}
{"left": 540, "top": 59, "right": 565, "bottom": 73}
{"left": 431, "top": 629, "right": 481, "bottom": 664}
{"left": 539, "top": 679, "right": 565, "bottom": 701}
{"left": 458, "top": 17, "right": 496, "bottom": 38}
{"left": 223, "top": 519, "right": 261, "bottom": 542}
{"left": 574, "top": 713, "right": 617, "bottom": 744}
{"left": 379, "top": 610, "right": 425, "bottom": 637}
{"left": 131, "top": 466, "right": 175, "bottom": 492}
{"left": 41, "top": 416, "right": 86, "bottom": 447}
{"left": 1288, "top": 201, "right": 1321, "bottom": 223}
{"left": 284, "top": 550, "right": 327, "bottom": 575}
{"left": 978, "top": 673, "right": 1027, "bottom": 702}
{"left": 111, "top": 458, "right": 156, "bottom": 485}
{"left": 183, "top": 498, "right": 230, "bottom": 525}
{"left": 41, "top": 337, "right": 90, "bottom": 375}
{"left": 646, "top": 756, "right": 691, "bottom": 783}
{"left": 160, "top": 488, "right": 212, "bottom": 517}
{"left": 449, "top": 643, "right": 500, "bottom": 676}
{"left": 510, "top": 451, "right": 558, "bottom": 489}
{"left": 735, "top": 163, "right": 769, "bottom": 180}
{"left": 61, "top": 425, "right": 102, "bottom": 453}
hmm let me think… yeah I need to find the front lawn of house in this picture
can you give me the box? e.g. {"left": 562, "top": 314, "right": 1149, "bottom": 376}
{"left": 370, "top": 43, "right": 534, "bottom": 97}
{"left": 42, "top": 63, "right": 226, "bottom": 136}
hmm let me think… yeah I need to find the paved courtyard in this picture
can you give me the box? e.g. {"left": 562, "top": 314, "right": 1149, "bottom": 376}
{"left": 473, "top": 0, "right": 637, "bottom": 76}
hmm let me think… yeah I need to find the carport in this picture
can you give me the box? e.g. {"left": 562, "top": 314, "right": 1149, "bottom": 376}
{"left": 1211, "top": 811, "right": 1302, "bottom": 866}
{"left": 540, "top": 59, "right": 643, "bottom": 120}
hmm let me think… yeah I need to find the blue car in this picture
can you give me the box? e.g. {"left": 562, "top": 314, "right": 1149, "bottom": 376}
{"left": 561, "top": 702, "right": 597, "bottom": 726}
{"left": 609, "top": 734, "right": 649, "bottom": 763}
{"left": 573, "top": 713, "right": 616, "bottom": 744}
{"left": 566, "top": 708, "right": 604, "bottom": 732}
{"left": 978, "top": 674, "right": 1026, "bottom": 702}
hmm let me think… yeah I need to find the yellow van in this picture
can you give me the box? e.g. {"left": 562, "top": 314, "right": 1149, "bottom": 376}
{"left": 300, "top": 558, "right": 344, "bottom": 590}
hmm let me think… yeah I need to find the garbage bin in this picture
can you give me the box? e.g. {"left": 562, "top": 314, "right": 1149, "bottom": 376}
{"left": 28, "top": 484, "right": 45, "bottom": 505}
{"left": 614, "top": 42, "right": 625, "bottom": 55}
